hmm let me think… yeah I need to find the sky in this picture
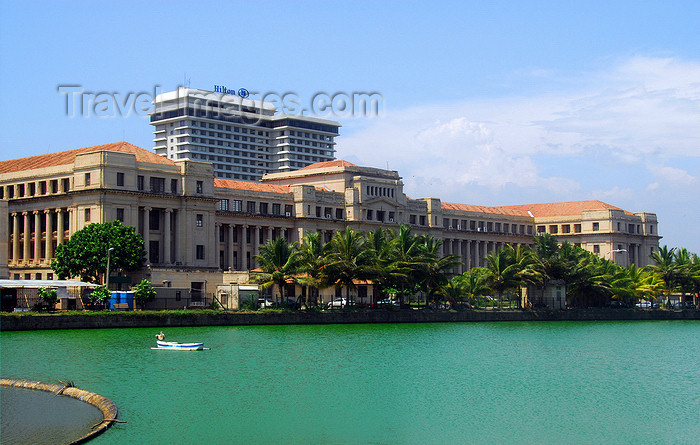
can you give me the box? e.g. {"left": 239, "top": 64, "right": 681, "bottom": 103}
{"left": 1, "top": 1, "right": 699, "bottom": 252}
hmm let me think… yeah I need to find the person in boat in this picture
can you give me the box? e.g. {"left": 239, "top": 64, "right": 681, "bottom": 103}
{"left": 155, "top": 331, "right": 165, "bottom": 341}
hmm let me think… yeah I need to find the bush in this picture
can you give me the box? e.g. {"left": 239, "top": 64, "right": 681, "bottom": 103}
{"left": 89, "top": 285, "right": 112, "bottom": 309}
{"left": 133, "top": 279, "right": 156, "bottom": 309}
{"left": 37, "top": 287, "right": 58, "bottom": 311}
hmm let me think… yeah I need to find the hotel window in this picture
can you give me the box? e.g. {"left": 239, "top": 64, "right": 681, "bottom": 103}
{"left": 549, "top": 225, "right": 558, "bottom": 234}
{"left": 649, "top": 225, "right": 654, "bottom": 234}
{"left": 219, "top": 199, "right": 229, "bottom": 211}
{"left": 196, "top": 181, "right": 203, "bottom": 194}
{"left": 247, "top": 201, "right": 256, "bottom": 213}
{"left": 84, "top": 208, "right": 91, "bottom": 222}
{"left": 592, "top": 222, "right": 599, "bottom": 231}
{"left": 62, "top": 178, "right": 70, "bottom": 192}
{"left": 409, "top": 214, "right": 416, "bottom": 225}
{"left": 574, "top": 224, "right": 581, "bottom": 233}
{"left": 232, "top": 200, "right": 243, "bottom": 212}
{"left": 84, "top": 173, "right": 91, "bottom": 186}
{"left": 272, "top": 203, "right": 281, "bottom": 215}
{"left": 116, "top": 208, "right": 124, "bottom": 222}
{"left": 420, "top": 215, "right": 426, "bottom": 226}
{"left": 259, "top": 203, "right": 268, "bottom": 215}
{"left": 137, "top": 175, "right": 144, "bottom": 191}
{"left": 593, "top": 245, "right": 600, "bottom": 254}
{"left": 537, "top": 225, "right": 545, "bottom": 234}
{"left": 39, "top": 181, "right": 46, "bottom": 194}
{"left": 171, "top": 179, "right": 178, "bottom": 194}
{"left": 316, "top": 206, "right": 321, "bottom": 217}
{"left": 51, "top": 180, "right": 58, "bottom": 193}
{"left": 562, "top": 224, "right": 570, "bottom": 233}
{"left": 367, "top": 209, "right": 373, "bottom": 220}
{"left": 487, "top": 222, "right": 493, "bottom": 232}
{"left": 196, "top": 214, "right": 203, "bottom": 227}
{"left": 18, "top": 184, "right": 24, "bottom": 197}
{"left": 617, "top": 222, "right": 621, "bottom": 231}
{"left": 117, "top": 172, "right": 125, "bottom": 186}
{"left": 495, "top": 223, "right": 501, "bottom": 232}
{"left": 628, "top": 223, "right": 635, "bottom": 233}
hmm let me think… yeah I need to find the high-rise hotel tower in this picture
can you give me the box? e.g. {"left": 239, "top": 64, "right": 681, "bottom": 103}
{"left": 150, "top": 88, "right": 341, "bottom": 181}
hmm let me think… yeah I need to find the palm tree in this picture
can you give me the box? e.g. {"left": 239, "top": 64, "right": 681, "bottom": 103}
{"left": 503, "top": 244, "right": 539, "bottom": 308}
{"left": 456, "top": 267, "right": 490, "bottom": 308}
{"left": 386, "top": 225, "right": 425, "bottom": 306}
{"left": 254, "top": 237, "right": 300, "bottom": 306}
{"left": 419, "top": 235, "right": 461, "bottom": 308}
{"left": 323, "top": 227, "right": 375, "bottom": 307}
{"left": 649, "top": 246, "right": 678, "bottom": 307}
{"left": 484, "top": 248, "right": 521, "bottom": 309}
{"left": 297, "top": 232, "right": 327, "bottom": 308}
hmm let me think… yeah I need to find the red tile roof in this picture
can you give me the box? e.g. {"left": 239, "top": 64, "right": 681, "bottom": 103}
{"left": 214, "top": 178, "right": 291, "bottom": 194}
{"left": 494, "top": 200, "right": 629, "bottom": 217}
{"left": 0, "top": 142, "right": 172, "bottom": 174}
{"left": 297, "top": 160, "right": 357, "bottom": 170}
{"left": 442, "top": 200, "right": 630, "bottom": 217}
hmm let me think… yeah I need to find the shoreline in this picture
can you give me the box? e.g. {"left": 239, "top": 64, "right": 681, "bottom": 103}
{"left": 1, "top": 308, "right": 698, "bottom": 331}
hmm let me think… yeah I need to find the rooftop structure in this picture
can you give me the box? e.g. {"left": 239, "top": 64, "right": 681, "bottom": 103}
{"left": 150, "top": 88, "right": 341, "bottom": 181}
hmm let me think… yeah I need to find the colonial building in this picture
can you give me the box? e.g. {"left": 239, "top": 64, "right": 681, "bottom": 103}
{"left": 0, "top": 142, "right": 661, "bottom": 297}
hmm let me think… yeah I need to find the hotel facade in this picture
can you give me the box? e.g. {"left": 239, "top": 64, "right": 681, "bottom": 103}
{"left": 150, "top": 88, "right": 341, "bottom": 181}
{"left": 0, "top": 142, "right": 661, "bottom": 295}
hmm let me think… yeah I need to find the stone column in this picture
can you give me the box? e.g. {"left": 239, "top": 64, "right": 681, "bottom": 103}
{"left": 163, "top": 209, "right": 172, "bottom": 265}
{"left": 44, "top": 209, "right": 53, "bottom": 263}
{"left": 453, "top": 239, "right": 461, "bottom": 273}
{"left": 240, "top": 225, "right": 248, "bottom": 270}
{"left": 22, "top": 212, "right": 31, "bottom": 263}
{"left": 12, "top": 213, "right": 20, "bottom": 263}
{"left": 228, "top": 224, "right": 234, "bottom": 270}
{"left": 297, "top": 227, "right": 305, "bottom": 242}
{"left": 267, "top": 226, "right": 273, "bottom": 243}
{"left": 33, "top": 211, "right": 41, "bottom": 263}
{"left": 465, "top": 240, "right": 471, "bottom": 270}
{"left": 57, "top": 209, "right": 65, "bottom": 246}
{"left": 253, "top": 226, "right": 260, "bottom": 268}
{"left": 143, "top": 207, "right": 151, "bottom": 263}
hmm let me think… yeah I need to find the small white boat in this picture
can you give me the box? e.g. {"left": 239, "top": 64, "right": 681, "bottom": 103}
{"left": 152, "top": 340, "right": 208, "bottom": 351}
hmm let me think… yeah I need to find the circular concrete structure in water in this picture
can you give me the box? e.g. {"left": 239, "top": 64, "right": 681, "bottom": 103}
{"left": 0, "top": 378, "right": 119, "bottom": 444}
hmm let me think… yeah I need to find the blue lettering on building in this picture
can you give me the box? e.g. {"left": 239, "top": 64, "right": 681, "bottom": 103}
{"left": 213, "top": 85, "right": 249, "bottom": 98}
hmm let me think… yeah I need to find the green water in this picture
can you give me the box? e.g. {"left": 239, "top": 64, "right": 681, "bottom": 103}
{"left": 1, "top": 321, "right": 698, "bottom": 444}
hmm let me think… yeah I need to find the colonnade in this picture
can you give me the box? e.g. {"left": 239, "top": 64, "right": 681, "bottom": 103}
{"left": 442, "top": 237, "right": 532, "bottom": 274}
{"left": 8, "top": 208, "right": 69, "bottom": 266}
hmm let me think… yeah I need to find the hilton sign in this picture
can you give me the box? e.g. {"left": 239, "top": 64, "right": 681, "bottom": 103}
{"left": 213, "top": 85, "right": 250, "bottom": 98}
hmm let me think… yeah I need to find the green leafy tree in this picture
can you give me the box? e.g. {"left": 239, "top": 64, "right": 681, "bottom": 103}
{"left": 89, "top": 285, "right": 112, "bottom": 309}
{"left": 297, "top": 232, "right": 328, "bottom": 308}
{"left": 484, "top": 248, "right": 521, "bottom": 309}
{"left": 37, "top": 287, "right": 58, "bottom": 311}
{"left": 51, "top": 220, "right": 146, "bottom": 283}
{"left": 134, "top": 279, "right": 156, "bottom": 309}
{"left": 649, "top": 246, "right": 678, "bottom": 307}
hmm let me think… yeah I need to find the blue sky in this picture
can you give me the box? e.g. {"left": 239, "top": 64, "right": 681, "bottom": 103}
{"left": 1, "top": 1, "right": 699, "bottom": 252}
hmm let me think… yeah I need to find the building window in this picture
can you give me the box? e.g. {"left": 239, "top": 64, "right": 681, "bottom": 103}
{"left": 419, "top": 215, "right": 426, "bottom": 226}
{"left": 409, "top": 214, "right": 416, "bottom": 225}
{"left": 137, "top": 175, "right": 144, "bottom": 191}
{"left": 149, "top": 240, "right": 159, "bottom": 264}
{"left": 84, "top": 173, "right": 91, "bottom": 186}
{"left": 150, "top": 177, "right": 165, "bottom": 193}
{"left": 272, "top": 203, "right": 281, "bottom": 215}
{"left": 562, "top": 224, "right": 570, "bottom": 234}
{"left": 51, "top": 180, "right": 58, "bottom": 193}
{"left": 39, "top": 181, "right": 46, "bottom": 194}
{"left": 219, "top": 199, "right": 229, "bottom": 211}
{"left": 171, "top": 179, "right": 178, "bottom": 194}
{"left": 592, "top": 222, "right": 599, "bottom": 231}
{"left": 593, "top": 245, "right": 600, "bottom": 254}
{"left": 232, "top": 200, "right": 243, "bottom": 212}
{"left": 47, "top": 273, "right": 53, "bottom": 280}
{"left": 116, "top": 208, "right": 124, "bottom": 222}
{"left": 337, "top": 208, "right": 344, "bottom": 220}
{"left": 196, "top": 214, "right": 203, "bottom": 227}
{"left": 367, "top": 209, "right": 373, "bottom": 220}
{"left": 537, "top": 225, "right": 545, "bottom": 234}
{"left": 549, "top": 225, "right": 558, "bottom": 234}
{"left": 196, "top": 245, "right": 205, "bottom": 260}
{"left": 149, "top": 210, "right": 160, "bottom": 230}
{"left": 84, "top": 208, "right": 91, "bottom": 222}
{"left": 574, "top": 224, "right": 581, "bottom": 233}
{"left": 649, "top": 225, "right": 654, "bottom": 234}
{"left": 18, "top": 184, "right": 24, "bottom": 197}
{"left": 247, "top": 201, "right": 256, "bottom": 213}
{"left": 117, "top": 172, "right": 125, "bottom": 186}
{"left": 196, "top": 181, "right": 203, "bottom": 194}
{"left": 259, "top": 203, "right": 268, "bottom": 215}
{"left": 62, "top": 178, "right": 70, "bottom": 192}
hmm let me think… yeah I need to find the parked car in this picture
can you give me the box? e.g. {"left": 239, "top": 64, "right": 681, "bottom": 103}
{"left": 327, "top": 298, "right": 348, "bottom": 308}
{"left": 636, "top": 301, "right": 653, "bottom": 308}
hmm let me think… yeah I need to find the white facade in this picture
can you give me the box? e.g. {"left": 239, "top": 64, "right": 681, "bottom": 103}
{"left": 150, "top": 88, "right": 341, "bottom": 181}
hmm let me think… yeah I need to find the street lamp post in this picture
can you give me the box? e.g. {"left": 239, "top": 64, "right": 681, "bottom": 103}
{"left": 106, "top": 247, "right": 115, "bottom": 289}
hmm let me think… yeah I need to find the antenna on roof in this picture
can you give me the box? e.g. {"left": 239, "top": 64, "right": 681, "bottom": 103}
{"left": 184, "top": 73, "right": 191, "bottom": 88}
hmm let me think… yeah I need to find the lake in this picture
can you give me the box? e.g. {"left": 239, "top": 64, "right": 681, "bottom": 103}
{"left": 1, "top": 321, "right": 698, "bottom": 444}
